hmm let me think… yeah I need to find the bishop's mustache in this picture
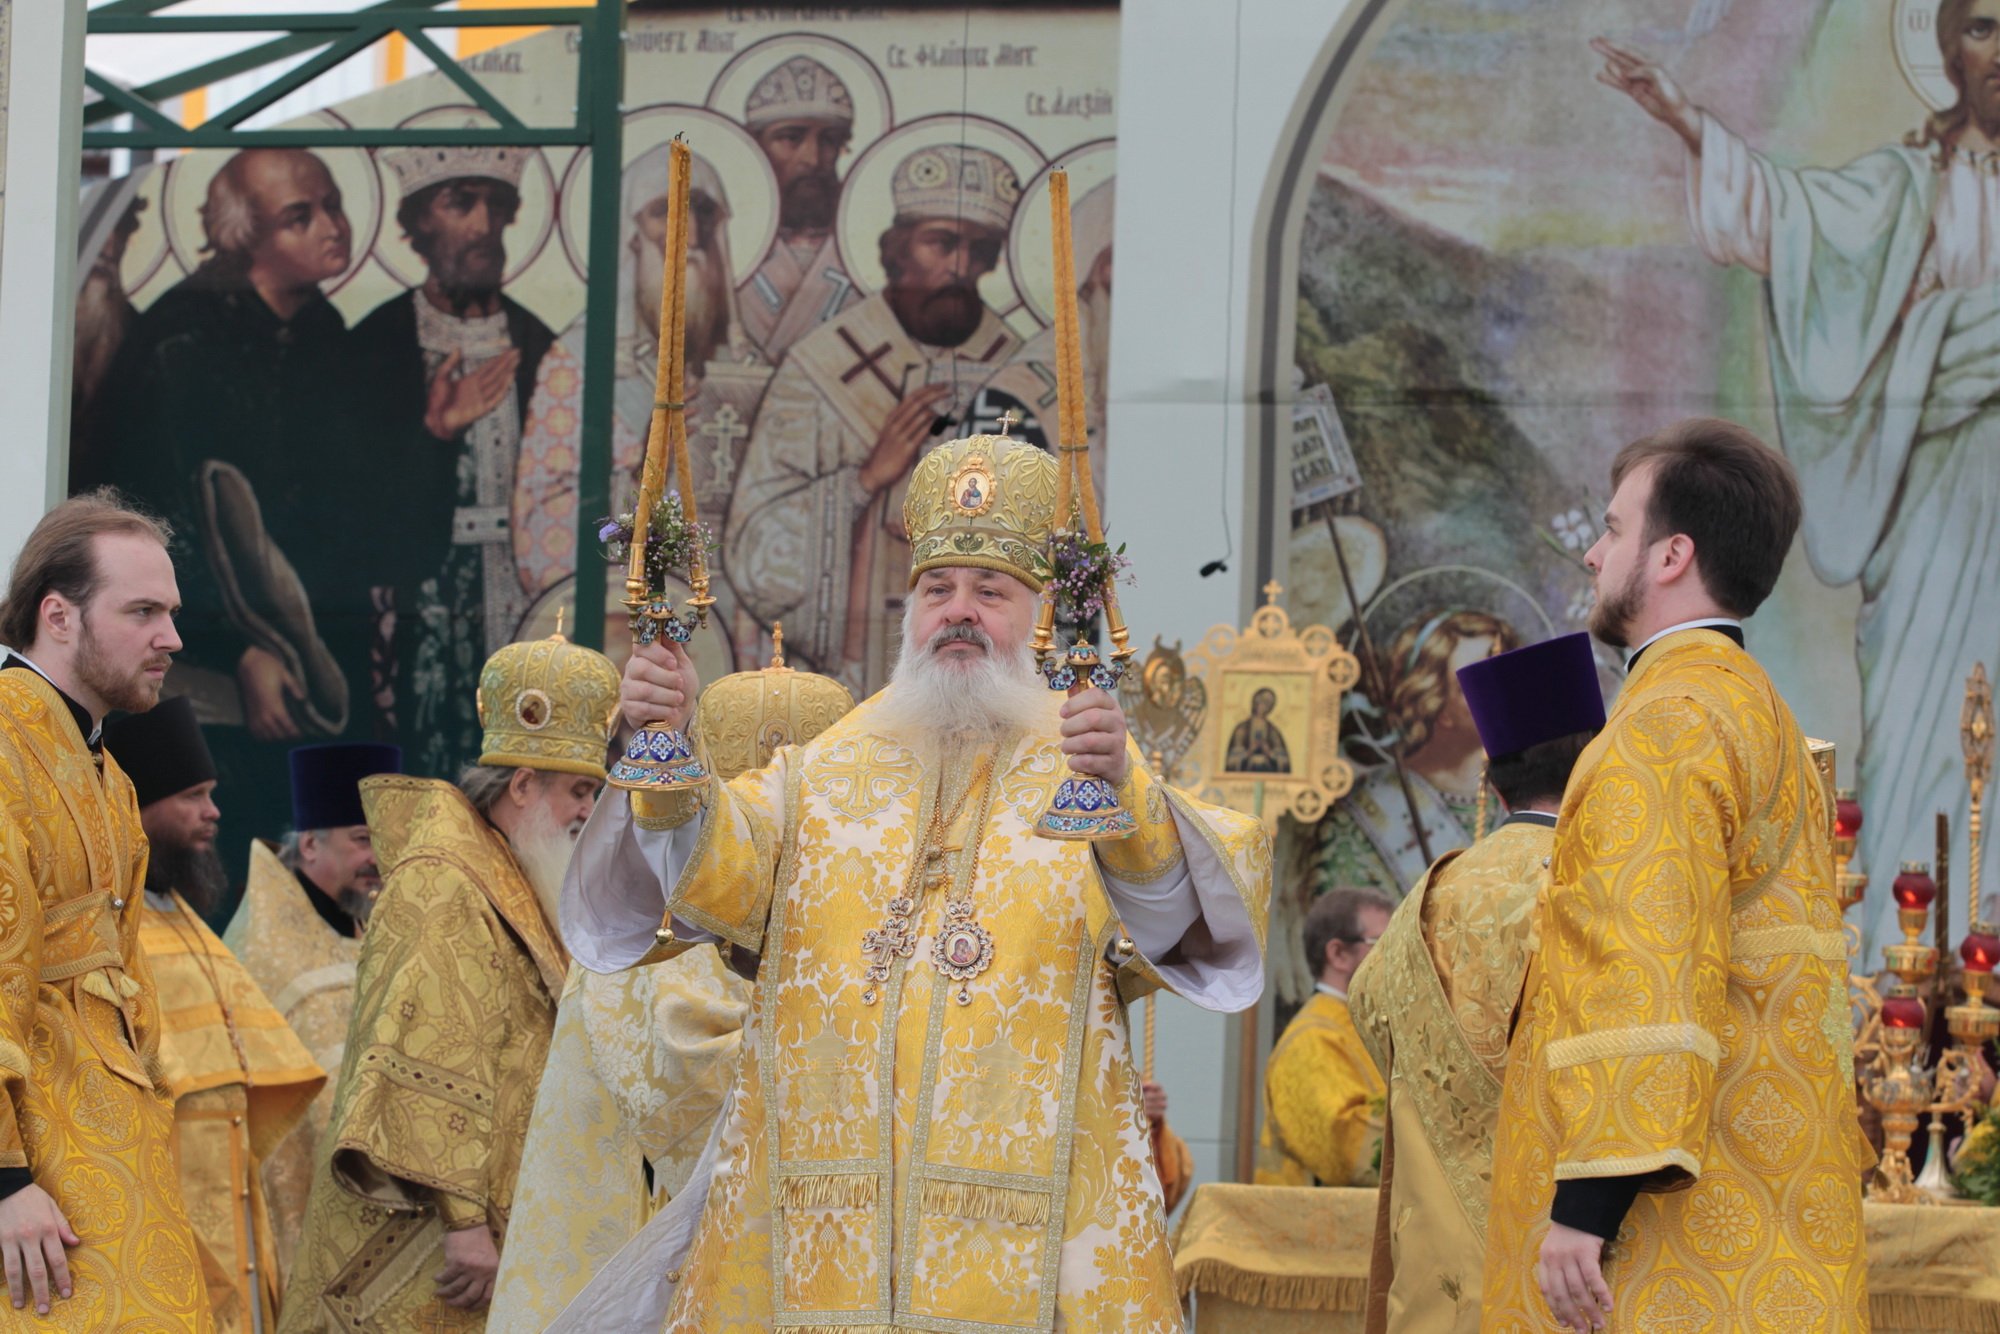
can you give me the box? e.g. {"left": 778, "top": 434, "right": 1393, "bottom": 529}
{"left": 928, "top": 624, "right": 992, "bottom": 654}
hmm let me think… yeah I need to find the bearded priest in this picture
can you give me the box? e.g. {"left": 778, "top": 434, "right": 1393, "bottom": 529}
{"left": 279, "top": 632, "right": 619, "bottom": 1333}
{"left": 562, "top": 432, "right": 1272, "bottom": 1333}
{"left": 1481, "top": 420, "right": 1871, "bottom": 1332}
{"left": 105, "top": 697, "right": 326, "bottom": 1333}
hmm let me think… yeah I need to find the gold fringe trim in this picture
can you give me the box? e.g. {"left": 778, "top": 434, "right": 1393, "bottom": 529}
{"left": 80, "top": 969, "right": 140, "bottom": 1006}
{"left": 778, "top": 1173, "right": 877, "bottom": 1211}
{"left": 1870, "top": 1293, "right": 2000, "bottom": 1333}
{"left": 918, "top": 1178, "right": 1050, "bottom": 1227}
{"left": 782, "top": 1325, "right": 898, "bottom": 1334}
{"left": 1173, "top": 1259, "right": 1370, "bottom": 1313}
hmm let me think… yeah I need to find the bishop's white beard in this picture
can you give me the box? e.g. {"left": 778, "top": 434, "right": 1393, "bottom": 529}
{"left": 511, "top": 796, "right": 584, "bottom": 937}
{"left": 871, "top": 610, "right": 1058, "bottom": 755}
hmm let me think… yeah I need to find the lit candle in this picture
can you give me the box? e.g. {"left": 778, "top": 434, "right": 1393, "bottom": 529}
{"left": 1893, "top": 862, "right": 1938, "bottom": 912}
{"left": 1835, "top": 788, "right": 1863, "bottom": 841}
{"left": 1961, "top": 926, "right": 2000, "bottom": 977}
{"left": 1880, "top": 989, "right": 1927, "bottom": 1029}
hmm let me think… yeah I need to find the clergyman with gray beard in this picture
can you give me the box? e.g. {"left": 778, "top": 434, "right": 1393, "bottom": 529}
{"left": 218, "top": 739, "right": 402, "bottom": 1282}
{"left": 280, "top": 634, "right": 619, "bottom": 1327}
{"left": 558, "top": 432, "right": 1274, "bottom": 1327}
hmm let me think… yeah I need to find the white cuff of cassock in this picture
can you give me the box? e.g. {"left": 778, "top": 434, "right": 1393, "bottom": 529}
{"left": 632, "top": 816, "right": 721, "bottom": 945}
{"left": 1099, "top": 856, "right": 1201, "bottom": 960}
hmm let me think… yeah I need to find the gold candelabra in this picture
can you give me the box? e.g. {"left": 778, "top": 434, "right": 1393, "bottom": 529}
{"left": 607, "top": 137, "right": 711, "bottom": 792}
{"left": 1031, "top": 168, "right": 1134, "bottom": 842}
{"left": 1855, "top": 664, "right": 2000, "bottom": 1202}
{"left": 1867, "top": 861, "right": 1939, "bottom": 1203}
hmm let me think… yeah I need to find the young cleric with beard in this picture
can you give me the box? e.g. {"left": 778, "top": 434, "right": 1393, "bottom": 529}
{"left": 1481, "top": 420, "right": 1872, "bottom": 1331}
{"left": 563, "top": 432, "right": 1272, "bottom": 1332}
{"left": 0, "top": 491, "right": 212, "bottom": 1326}
{"left": 279, "top": 633, "right": 618, "bottom": 1332}
{"left": 104, "top": 697, "right": 325, "bottom": 1334}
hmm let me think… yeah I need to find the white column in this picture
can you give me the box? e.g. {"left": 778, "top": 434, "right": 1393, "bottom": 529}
{"left": 1105, "top": 0, "right": 1364, "bottom": 1200}
{"left": 0, "top": 0, "right": 86, "bottom": 559}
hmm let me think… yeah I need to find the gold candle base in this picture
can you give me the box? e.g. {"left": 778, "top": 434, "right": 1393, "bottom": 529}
{"left": 1867, "top": 996, "right": 1934, "bottom": 1205}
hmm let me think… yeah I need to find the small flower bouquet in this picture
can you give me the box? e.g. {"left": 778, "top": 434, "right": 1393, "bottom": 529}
{"left": 598, "top": 492, "right": 715, "bottom": 593}
{"left": 1049, "top": 530, "right": 1135, "bottom": 625}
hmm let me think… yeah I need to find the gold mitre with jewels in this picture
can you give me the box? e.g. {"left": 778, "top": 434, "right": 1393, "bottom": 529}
{"left": 905, "top": 433, "right": 1061, "bottom": 589}
{"left": 476, "top": 633, "right": 622, "bottom": 780}
{"left": 694, "top": 627, "right": 855, "bottom": 781}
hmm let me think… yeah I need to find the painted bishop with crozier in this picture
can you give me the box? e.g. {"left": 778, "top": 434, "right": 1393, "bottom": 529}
{"left": 563, "top": 431, "right": 1271, "bottom": 1331}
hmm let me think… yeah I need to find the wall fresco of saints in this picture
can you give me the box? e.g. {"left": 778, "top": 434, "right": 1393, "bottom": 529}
{"left": 70, "top": 8, "right": 1118, "bottom": 919}
{"left": 1277, "top": 0, "right": 1987, "bottom": 980}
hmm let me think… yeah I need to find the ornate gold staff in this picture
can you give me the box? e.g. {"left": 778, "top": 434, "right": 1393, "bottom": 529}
{"left": 608, "top": 136, "right": 711, "bottom": 792}
{"left": 1964, "top": 663, "right": 1994, "bottom": 932}
{"left": 1032, "top": 168, "right": 1134, "bottom": 841}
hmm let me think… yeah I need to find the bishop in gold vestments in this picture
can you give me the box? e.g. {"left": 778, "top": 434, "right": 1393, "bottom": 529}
{"left": 280, "top": 636, "right": 620, "bottom": 1332}
{"left": 0, "top": 661, "right": 212, "bottom": 1328}
{"left": 1483, "top": 629, "right": 1872, "bottom": 1330}
{"left": 564, "top": 435, "right": 1272, "bottom": 1333}
{"left": 1349, "top": 629, "right": 1603, "bottom": 1334}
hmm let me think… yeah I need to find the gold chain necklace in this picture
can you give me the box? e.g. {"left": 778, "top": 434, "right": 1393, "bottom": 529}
{"left": 158, "top": 896, "right": 250, "bottom": 1080}
{"left": 860, "top": 754, "right": 996, "bottom": 1006}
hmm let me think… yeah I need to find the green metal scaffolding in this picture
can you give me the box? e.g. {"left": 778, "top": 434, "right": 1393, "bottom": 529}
{"left": 80, "top": 0, "right": 628, "bottom": 648}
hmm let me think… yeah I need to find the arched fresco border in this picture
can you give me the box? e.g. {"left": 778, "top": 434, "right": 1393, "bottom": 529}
{"left": 1243, "top": 0, "right": 1406, "bottom": 593}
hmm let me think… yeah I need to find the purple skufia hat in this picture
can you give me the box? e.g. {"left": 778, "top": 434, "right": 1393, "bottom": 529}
{"left": 289, "top": 742, "right": 403, "bottom": 830}
{"left": 1455, "top": 632, "right": 1606, "bottom": 761}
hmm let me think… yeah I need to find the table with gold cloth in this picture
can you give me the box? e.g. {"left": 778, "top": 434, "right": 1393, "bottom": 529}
{"left": 1171, "top": 1184, "right": 2000, "bottom": 1333}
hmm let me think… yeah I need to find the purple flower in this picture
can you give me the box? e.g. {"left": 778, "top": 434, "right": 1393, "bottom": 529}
{"left": 598, "top": 520, "right": 623, "bottom": 542}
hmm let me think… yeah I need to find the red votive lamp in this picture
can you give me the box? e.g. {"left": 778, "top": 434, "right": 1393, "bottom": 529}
{"left": 1835, "top": 789, "right": 1863, "bottom": 841}
{"left": 1880, "top": 989, "right": 1927, "bottom": 1029}
{"left": 1961, "top": 927, "right": 2000, "bottom": 977}
{"left": 1893, "top": 862, "right": 1938, "bottom": 911}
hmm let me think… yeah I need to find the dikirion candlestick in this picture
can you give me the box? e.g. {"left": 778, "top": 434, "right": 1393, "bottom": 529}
{"left": 1834, "top": 787, "right": 1867, "bottom": 910}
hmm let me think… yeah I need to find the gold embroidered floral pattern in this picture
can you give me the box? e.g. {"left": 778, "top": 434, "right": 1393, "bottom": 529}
{"left": 1483, "top": 632, "right": 1869, "bottom": 1330}
{"left": 281, "top": 780, "right": 563, "bottom": 1333}
{"left": 1347, "top": 817, "right": 1547, "bottom": 1310}
{"left": 1630, "top": 1272, "right": 1721, "bottom": 1334}
{"left": 651, "top": 700, "right": 1268, "bottom": 1332}
{"left": 0, "top": 674, "right": 212, "bottom": 1329}
{"left": 1684, "top": 1177, "right": 1759, "bottom": 1267}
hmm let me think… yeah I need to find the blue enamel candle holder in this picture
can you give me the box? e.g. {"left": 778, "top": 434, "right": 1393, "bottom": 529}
{"left": 1035, "top": 640, "right": 1137, "bottom": 841}
{"left": 608, "top": 598, "right": 709, "bottom": 791}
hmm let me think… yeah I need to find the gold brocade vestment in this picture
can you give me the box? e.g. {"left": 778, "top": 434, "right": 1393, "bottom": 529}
{"left": 279, "top": 778, "right": 566, "bottom": 1334}
{"left": 142, "top": 891, "right": 325, "bottom": 1332}
{"left": 633, "top": 702, "right": 1271, "bottom": 1333}
{"left": 0, "top": 670, "right": 212, "bottom": 1330}
{"left": 1482, "top": 630, "right": 1873, "bottom": 1331}
{"left": 1253, "top": 991, "right": 1385, "bottom": 1189}
{"left": 1347, "top": 817, "right": 1551, "bottom": 1334}
{"left": 224, "top": 839, "right": 360, "bottom": 1285}
{"left": 484, "top": 950, "right": 749, "bottom": 1334}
